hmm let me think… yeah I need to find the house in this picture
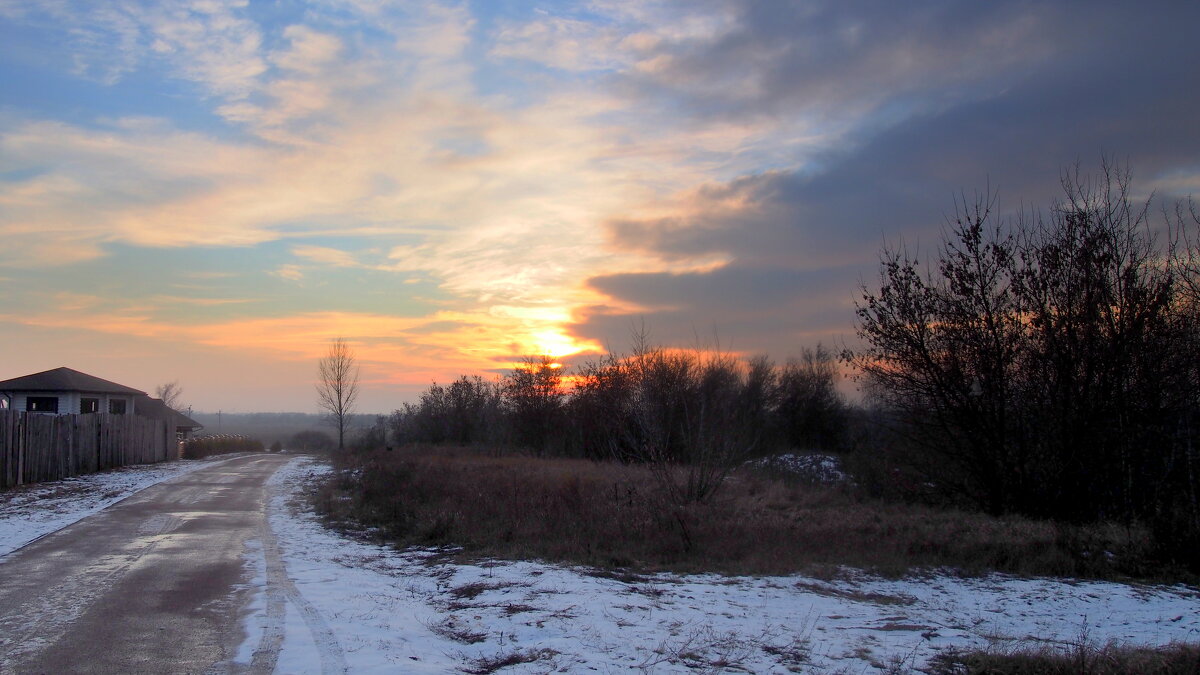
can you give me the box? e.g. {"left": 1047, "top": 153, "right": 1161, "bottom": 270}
{"left": 133, "top": 394, "right": 204, "bottom": 441}
{"left": 0, "top": 366, "right": 202, "bottom": 440}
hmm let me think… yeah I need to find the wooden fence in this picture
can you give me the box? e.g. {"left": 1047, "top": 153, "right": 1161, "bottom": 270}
{"left": 0, "top": 410, "right": 170, "bottom": 489}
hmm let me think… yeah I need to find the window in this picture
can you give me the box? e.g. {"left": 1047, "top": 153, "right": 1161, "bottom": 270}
{"left": 109, "top": 399, "right": 127, "bottom": 415}
{"left": 27, "top": 396, "right": 59, "bottom": 413}
{"left": 81, "top": 398, "right": 100, "bottom": 414}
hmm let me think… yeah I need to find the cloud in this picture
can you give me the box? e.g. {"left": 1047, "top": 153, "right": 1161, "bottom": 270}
{"left": 575, "top": 263, "right": 857, "bottom": 355}
{"left": 147, "top": 295, "right": 256, "bottom": 306}
{"left": 568, "top": 0, "right": 1200, "bottom": 356}
{"left": 271, "top": 264, "right": 305, "bottom": 281}
{"left": 141, "top": 0, "right": 267, "bottom": 100}
{"left": 291, "top": 245, "right": 359, "bottom": 268}
{"left": 611, "top": 1, "right": 1071, "bottom": 124}
{"left": 0, "top": 304, "right": 601, "bottom": 385}
{"left": 2, "top": 0, "right": 1199, "bottom": 401}
{"left": 604, "top": 8, "right": 1200, "bottom": 272}
{"left": 272, "top": 25, "right": 343, "bottom": 74}
{"left": 491, "top": 16, "right": 650, "bottom": 72}
{"left": 1, "top": 0, "right": 266, "bottom": 97}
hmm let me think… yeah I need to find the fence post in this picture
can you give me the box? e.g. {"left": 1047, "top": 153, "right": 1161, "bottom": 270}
{"left": 16, "top": 412, "right": 25, "bottom": 486}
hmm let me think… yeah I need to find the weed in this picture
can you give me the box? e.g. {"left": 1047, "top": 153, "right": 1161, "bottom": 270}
{"left": 760, "top": 634, "right": 811, "bottom": 672}
{"left": 426, "top": 617, "right": 488, "bottom": 644}
{"left": 500, "top": 603, "right": 536, "bottom": 616}
{"left": 447, "top": 580, "right": 525, "bottom": 601}
{"left": 461, "top": 648, "right": 557, "bottom": 674}
{"left": 637, "top": 625, "right": 758, "bottom": 673}
{"left": 793, "top": 580, "right": 916, "bottom": 606}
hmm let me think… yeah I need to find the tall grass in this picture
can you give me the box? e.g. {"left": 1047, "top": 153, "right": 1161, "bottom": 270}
{"left": 315, "top": 445, "right": 1168, "bottom": 579}
{"left": 928, "top": 640, "right": 1200, "bottom": 674}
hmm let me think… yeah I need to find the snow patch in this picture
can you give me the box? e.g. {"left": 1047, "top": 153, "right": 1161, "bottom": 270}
{"left": 747, "top": 452, "right": 849, "bottom": 483}
{"left": 250, "top": 456, "right": 1200, "bottom": 673}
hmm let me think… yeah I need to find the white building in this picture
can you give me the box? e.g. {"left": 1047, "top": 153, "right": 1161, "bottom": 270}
{"left": 0, "top": 366, "right": 202, "bottom": 440}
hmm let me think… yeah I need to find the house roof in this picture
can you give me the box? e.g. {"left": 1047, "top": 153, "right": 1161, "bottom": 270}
{"left": 0, "top": 367, "right": 146, "bottom": 396}
{"left": 134, "top": 395, "right": 203, "bottom": 431}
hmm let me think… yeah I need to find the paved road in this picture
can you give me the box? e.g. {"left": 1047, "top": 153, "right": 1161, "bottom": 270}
{"left": 0, "top": 453, "right": 295, "bottom": 674}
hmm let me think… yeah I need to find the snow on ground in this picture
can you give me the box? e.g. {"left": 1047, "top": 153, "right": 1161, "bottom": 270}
{"left": 245, "top": 456, "right": 1200, "bottom": 673}
{"left": 746, "top": 453, "right": 849, "bottom": 483}
{"left": 0, "top": 454, "right": 248, "bottom": 558}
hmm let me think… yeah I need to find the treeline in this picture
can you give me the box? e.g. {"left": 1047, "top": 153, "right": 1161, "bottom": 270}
{"left": 848, "top": 161, "right": 1200, "bottom": 565}
{"left": 188, "top": 411, "right": 373, "bottom": 448}
{"left": 372, "top": 159, "right": 1200, "bottom": 570}
{"left": 387, "top": 343, "right": 848, "bottom": 500}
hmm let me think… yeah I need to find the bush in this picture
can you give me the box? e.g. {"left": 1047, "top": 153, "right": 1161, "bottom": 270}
{"left": 181, "top": 435, "right": 264, "bottom": 459}
{"left": 847, "top": 160, "right": 1200, "bottom": 568}
{"left": 290, "top": 430, "right": 335, "bottom": 452}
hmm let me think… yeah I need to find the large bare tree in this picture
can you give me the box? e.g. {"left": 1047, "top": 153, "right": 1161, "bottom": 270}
{"left": 316, "top": 337, "right": 360, "bottom": 451}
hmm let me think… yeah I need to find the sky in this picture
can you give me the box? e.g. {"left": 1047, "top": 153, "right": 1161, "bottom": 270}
{"left": 1, "top": 0, "right": 1198, "bottom": 413}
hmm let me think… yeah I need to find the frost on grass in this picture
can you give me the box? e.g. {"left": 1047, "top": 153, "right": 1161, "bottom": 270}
{"left": 251, "top": 456, "right": 1200, "bottom": 674}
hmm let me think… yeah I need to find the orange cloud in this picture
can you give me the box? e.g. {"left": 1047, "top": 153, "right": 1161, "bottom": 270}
{"left": 0, "top": 303, "right": 602, "bottom": 388}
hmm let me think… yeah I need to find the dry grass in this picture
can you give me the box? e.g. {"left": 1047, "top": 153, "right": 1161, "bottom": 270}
{"left": 461, "top": 648, "right": 557, "bottom": 674}
{"left": 426, "top": 617, "right": 488, "bottom": 644}
{"left": 928, "top": 640, "right": 1200, "bottom": 674}
{"left": 314, "top": 445, "right": 1170, "bottom": 579}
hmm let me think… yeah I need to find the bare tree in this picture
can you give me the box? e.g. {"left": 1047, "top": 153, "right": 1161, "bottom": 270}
{"left": 777, "top": 345, "right": 847, "bottom": 452}
{"left": 503, "top": 356, "right": 564, "bottom": 456}
{"left": 848, "top": 159, "right": 1195, "bottom": 528}
{"left": 155, "top": 381, "right": 184, "bottom": 412}
{"left": 316, "top": 337, "right": 360, "bottom": 451}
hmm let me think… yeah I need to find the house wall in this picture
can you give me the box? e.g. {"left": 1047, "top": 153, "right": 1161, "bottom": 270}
{"left": 10, "top": 392, "right": 75, "bottom": 414}
{"left": 8, "top": 392, "right": 135, "bottom": 415}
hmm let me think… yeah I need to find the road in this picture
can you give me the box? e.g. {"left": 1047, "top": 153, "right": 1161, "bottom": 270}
{"left": 0, "top": 453, "right": 304, "bottom": 674}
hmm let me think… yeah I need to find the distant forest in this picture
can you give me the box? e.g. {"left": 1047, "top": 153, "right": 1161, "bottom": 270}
{"left": 188, "top": 412, "right": 372, "bottom": 450}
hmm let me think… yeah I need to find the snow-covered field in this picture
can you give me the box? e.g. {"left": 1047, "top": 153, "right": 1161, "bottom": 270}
{"left": 0, "top": 455, "right": 245, "bottom": 558}
{"left": 239, "top": 456, "right": 1200, "bottom": 673}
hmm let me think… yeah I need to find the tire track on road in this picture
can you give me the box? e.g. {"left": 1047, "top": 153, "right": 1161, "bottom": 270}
{"left": 247, "top": 460, "right": 348, "bottom": 675}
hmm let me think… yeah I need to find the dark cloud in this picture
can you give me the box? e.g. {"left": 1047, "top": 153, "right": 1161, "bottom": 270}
{"left": 576, "top": 264, "right": 856, "bottom": 357}
{"left": 588, "top": 265, "right": 844, "bottom": 314}
{"left": 577, "top": 0, "right": 1200, "bottom": 356}
{"left": 619, "top": 0, "right": 1079, "bottom": 122}
{"left": 613, "top": 0, "right": 1200, "bottom": 264}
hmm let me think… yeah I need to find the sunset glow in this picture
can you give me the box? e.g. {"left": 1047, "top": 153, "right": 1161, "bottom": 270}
{"left": 2, "top": 1, "right": 1197, "bottom": 412}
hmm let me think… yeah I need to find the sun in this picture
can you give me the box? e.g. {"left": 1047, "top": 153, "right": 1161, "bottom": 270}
{"left": 527, "top": 328, "right": 596, "bottom": 360}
